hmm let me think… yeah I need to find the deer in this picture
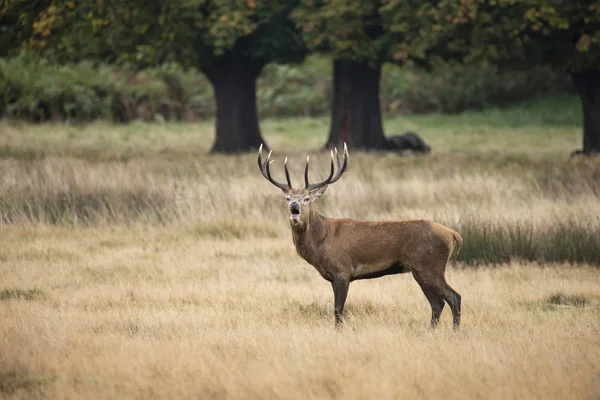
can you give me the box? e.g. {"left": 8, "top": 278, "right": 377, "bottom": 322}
{"left": 257, "top": 143, "right": 463, "bottom": 329}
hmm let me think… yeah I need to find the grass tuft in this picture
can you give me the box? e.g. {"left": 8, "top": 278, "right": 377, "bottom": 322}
{"left": 545, "top": 293, "right": 589, "bottom": 309}
{"left": 0, "top": 372, "right": 58, "bottom": 395}
{"left": 0, "top": 288, "right": 45, "bottom": 301}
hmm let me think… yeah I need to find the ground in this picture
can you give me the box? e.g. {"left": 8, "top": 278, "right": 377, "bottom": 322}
{"left": 0, "top": 96, "right": 599, "bottom": 399}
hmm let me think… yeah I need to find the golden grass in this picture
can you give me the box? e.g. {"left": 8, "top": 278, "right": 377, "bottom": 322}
{"left": 0, "top": 112, "right": 599, "bottom": 398}
{"left": 1, "top": 227, "right": 599, "bottom": 399}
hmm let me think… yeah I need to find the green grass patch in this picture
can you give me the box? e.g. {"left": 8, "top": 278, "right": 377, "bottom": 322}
{"left": 0, "top": 371, "right": 58, "bottom": 395}
{"left": 0, "top": 288, "right": 45, "bottom": 301}
{"left": 0, "top": 95, "right": 581, "bottom": 161}
{"left": 545, "top": 293, "right": 589, "bottom": 309}
{"left": 523, "top": 293, "right": 591, "bottom": 312}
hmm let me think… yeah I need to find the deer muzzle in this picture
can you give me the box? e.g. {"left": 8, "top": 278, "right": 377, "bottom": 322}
{"left": 289, "top": 202, "right": 301, "bottom": 220}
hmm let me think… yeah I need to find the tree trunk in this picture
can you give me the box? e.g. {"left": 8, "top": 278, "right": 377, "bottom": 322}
{"left": 202, "top": 54, "right": 267, "bottom": 153}
{"left": 571, "top": 69, "right": 600, "bottom": 155}
{"left": 324, "top": 59, "right": 387, "bottom": 151}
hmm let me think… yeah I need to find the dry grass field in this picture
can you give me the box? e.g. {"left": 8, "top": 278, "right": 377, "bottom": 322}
{"left": 1, "top": 98, "right": 600, "bottom": 399}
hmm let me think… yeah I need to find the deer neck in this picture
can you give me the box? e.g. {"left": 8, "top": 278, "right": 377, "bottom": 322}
{"left": 290, "top": 207, "right": 326, "bottom": 264}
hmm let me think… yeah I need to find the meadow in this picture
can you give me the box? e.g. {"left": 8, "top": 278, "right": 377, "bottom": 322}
{"left": 1, "top": 96, "right": 599, "bottom": 399}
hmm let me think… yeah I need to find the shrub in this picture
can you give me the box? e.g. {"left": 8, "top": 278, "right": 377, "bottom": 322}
{"left": 0, "top": 53, "right": 574, "bottom": 122}
{"left": 381, "top": 61, "right": 572, "bottom": 114}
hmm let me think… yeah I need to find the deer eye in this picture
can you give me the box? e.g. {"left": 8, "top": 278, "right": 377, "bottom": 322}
{"left": 285, "top": 196, "right": 291, "bottom": 201}
{"left": 303, "top": 197, "right": 310, "bottom": 203}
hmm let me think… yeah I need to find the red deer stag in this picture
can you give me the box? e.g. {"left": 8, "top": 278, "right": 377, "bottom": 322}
{"left": 258, "top": 144, "right": 463, "bottom": 329}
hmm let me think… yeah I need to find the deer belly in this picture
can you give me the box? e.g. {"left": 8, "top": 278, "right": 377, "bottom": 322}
{"left": 351, "top": 261, "right": 408, "bottom": 280}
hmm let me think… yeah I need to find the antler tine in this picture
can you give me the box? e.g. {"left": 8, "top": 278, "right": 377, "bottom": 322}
{"left": 304, "top": 150, "right": 336, "bottom": 190}
{"left": 304, "top": 156, "right": 310, "bottom": 188}
{"left": 257, "top": 144, "right": 264, "bottom": 170}
{"left": 257, "top": 144, "right": 291, "bottom": 191}
{"left": 284, "top": 157, "right": 292, "bottom": 188}
{"left": 327, "top": 142, "right": 349, "bottom": 185}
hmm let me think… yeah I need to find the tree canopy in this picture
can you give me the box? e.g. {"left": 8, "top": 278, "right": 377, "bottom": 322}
{"left": 2, "top": 0, "right": 600, "bottom": 153}
{"left": 381, "top": 0, "right": 600, "bottom": 72}
{"left": 293, "top": 1, "right": 387, "bottom": 63}
{"left": 2, "top": 0, "right": 304, "bottom": 67}
{"left": 1, "top": 0, "right": 306, "bottom": 153}
{"left": 383, "top": 0, "right": 600, "bottom": 154}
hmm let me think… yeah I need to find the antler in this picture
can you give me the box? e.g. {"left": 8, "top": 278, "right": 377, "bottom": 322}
{"left": 258, "top": 144, "right": 292, "bottom": 191}
{"left": 304, "top": 143, "right": 349, "bottom": 191}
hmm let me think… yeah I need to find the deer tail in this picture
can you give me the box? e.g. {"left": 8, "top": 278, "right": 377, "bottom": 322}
{"left": 451, "top": 230, "right": 463, "bottom": 257}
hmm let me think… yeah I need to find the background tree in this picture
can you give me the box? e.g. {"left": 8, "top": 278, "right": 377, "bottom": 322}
{"left": 0, "top": 0, "right": 305, "bottom": 153}
{"left": 292, "top": 1, "right": 442, "bottom": 151}
{"left": 382, "top": 0, "right": 600, "bottom": 155}
{"left": 292, "top": 1, "right": 392, "bottom": 150}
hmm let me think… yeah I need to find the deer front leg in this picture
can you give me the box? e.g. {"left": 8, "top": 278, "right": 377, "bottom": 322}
{"left": 331, "top": 275, "right": 350, "bottom": 329}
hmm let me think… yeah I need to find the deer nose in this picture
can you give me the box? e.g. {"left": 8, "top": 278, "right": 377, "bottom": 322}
{"left": 290, "top": 202, "right": 300, "bottom": 213}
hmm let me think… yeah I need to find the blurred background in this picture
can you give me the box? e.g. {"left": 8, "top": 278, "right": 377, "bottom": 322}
{"left": 1, "top": 0, "right": 598, "bottom": 154}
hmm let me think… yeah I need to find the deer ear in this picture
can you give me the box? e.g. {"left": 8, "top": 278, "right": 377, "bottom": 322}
{"left": 310, "top": 185, "right": 328, "bottom": 199}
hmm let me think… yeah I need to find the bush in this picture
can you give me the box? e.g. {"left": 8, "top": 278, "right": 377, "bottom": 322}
{"left": 0, "top": 53, "right": 113, "bottom": 121}
{"left": 0, "top": 53, "right": 574, "bottom": 123}
{"left": 381, "top": 61, "right": 572, "bottom": 114}
{"left": 0, "top": 52, "right": 213, "bottom": 123}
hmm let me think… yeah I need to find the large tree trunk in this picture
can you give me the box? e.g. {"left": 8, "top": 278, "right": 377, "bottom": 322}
{"left": 571, "top": 69, "right": 600, "bottom": 155}
{"left": 324, "top": 59, "right": 387, "bottom": 151}
{"left": 202, "top": 54, "right": 267, "bottom": 153}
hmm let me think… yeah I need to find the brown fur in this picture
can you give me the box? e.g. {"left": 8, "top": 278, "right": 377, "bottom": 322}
{"left": 259, "top": 146, "right": 463, "bottom": 329}
{"left": 287, "top": 192, "right": 462, "bottom": 329}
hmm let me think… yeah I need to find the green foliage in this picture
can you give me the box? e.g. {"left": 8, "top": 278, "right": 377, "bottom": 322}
{"left": 0, "top": 54, "right": 572, "bottom": 121}
{"left": 293, "top": 1, "right": 389, "bottom": 62}
{"left": 0, "top": 52, "right": 113, "bottom": 121}
{"left": 0, "top": 53, "right": 214, "bottom": 122}
{"left": 0, "top": 0, "right": 305, "bottom": 68}
{"left": 382, "top": 61, "right": 571, "bottom": 114}
{"left": 382, "top": 0, "right": 600, "bottom": 72}
{"left": 258, "top": 58, "right": 331, "bottom": 117}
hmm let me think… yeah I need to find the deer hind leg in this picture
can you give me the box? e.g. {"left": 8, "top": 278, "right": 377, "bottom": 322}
{"left": 413, "top": 270, "right": 461, "bottom": 329}
{"left": 417, "top": 282, "right": 445, "bottom": 328}
{"left": 437, "top": 281, "right": 461, "bottom": 329}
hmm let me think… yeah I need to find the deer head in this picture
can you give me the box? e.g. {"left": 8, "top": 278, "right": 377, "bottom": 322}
{"left": 258, "top": 144, "right": 349, "bottom": 227}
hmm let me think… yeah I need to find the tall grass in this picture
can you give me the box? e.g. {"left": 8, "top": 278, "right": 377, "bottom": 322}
{"left": 0, "top": 148, "right": 598, "bottom": 266}
{"left": 457, "top": 220, "right": 600, "bottom": 265}
{"left": 1, "top": 228, "right": 599, "bottom": 398}
{"left": 0, "top": 97, "right": 597, "bottom": 265}
{"left": 0, "top": 102, "right": 599, "bottom": 398}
